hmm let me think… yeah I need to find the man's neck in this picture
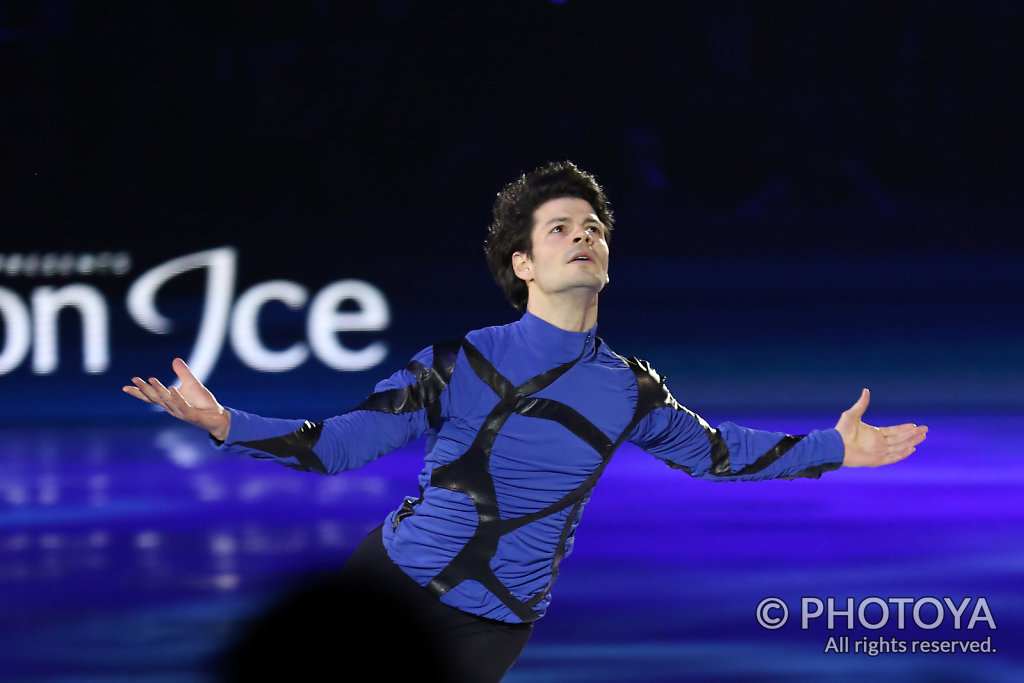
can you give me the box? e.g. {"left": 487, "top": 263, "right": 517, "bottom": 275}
{"left": 524, "top": 293, "right": 598, "bottom": 332}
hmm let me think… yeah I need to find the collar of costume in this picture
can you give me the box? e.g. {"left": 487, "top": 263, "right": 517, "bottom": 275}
{"left": 515, "top": 311, "right": 598, "bottom": 363}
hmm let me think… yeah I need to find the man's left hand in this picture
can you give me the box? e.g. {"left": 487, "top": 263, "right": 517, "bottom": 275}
{"left": 835, "top": 388, "right": 928, "bottom": 467}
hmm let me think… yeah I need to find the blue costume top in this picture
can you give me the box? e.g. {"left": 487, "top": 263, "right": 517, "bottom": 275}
{"left": 220, "top": 312, "right": 844, "bottom": 623}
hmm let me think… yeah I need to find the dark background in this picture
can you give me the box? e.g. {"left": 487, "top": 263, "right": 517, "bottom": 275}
{"left": 1, "top": 0, "right": 1022, "bottom": 418}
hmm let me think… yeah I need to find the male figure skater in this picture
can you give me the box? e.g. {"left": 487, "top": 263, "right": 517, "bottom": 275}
{"left": 124, "top": 161, "right": 928, "bottom": 682}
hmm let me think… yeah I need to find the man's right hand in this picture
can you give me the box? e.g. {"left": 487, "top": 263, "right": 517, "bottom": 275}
{"left": 123, "top": 358, "right": 231, "bottom": 442}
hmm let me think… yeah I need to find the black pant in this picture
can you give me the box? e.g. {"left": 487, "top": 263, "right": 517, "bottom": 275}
{"left": 339, "top": 524, "right": 534, "bottom": 683}
{"left": 219, "top": 525, "right": 532, "bottom": 683}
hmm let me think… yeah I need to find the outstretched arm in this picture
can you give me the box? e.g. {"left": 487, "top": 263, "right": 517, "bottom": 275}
{"left": 122, "top": 342, "right": 457, "bottom": 475}
{"left": 629, "top": 362, "right": 927, "bottom": 480}
{"left": 835, "top": 388, "right": 928, "bottom": 467}
{"left": 122, "top": 358, "right": 231, "bottom": 441}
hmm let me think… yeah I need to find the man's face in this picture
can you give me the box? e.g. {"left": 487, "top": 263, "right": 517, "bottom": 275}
{"left": 513, "top": 196, "right": 610, "bottom": 300}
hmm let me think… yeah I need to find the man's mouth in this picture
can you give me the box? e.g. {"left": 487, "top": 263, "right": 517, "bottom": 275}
{"left": 569, "top": 253, "right": 591, "bottom": 263}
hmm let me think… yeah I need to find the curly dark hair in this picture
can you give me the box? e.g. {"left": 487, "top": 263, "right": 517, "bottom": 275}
{"left": 484, "top": 161, "right": 614, "bottom": 312}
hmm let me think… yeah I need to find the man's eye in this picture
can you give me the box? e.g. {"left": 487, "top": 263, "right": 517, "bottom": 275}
{"left": 552, "top": 226, "right": 563, "bottom": 233}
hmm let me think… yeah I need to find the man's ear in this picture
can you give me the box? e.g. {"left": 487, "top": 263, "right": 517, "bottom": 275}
{"left": 512, "top": 251, "right": 532, "bottom": 282}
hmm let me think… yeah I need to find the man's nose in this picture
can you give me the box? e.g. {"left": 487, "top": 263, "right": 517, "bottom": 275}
{"left": 572, "top": 228, "right": 593, "bottom": 244}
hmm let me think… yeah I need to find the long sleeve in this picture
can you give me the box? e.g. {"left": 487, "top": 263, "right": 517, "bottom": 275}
{"left": 628, "top": 401, "right": 845, "bottom": 481}
{"left": 217, "top": 341, "right": 459, "bottom": 474}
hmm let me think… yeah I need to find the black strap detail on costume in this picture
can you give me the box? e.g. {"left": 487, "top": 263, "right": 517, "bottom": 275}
{"left": 426, "top": 338, "right": 588, "bottom": 622}
{"left": 524, "top": 499, "right": 584, "bottom": 609}
{"left": 236, "top": 420, "right": 328, "bottom": 474}
{"left": 725, "top": 434, "right": 805, "bottom": 476}
{"left": 515, "top": 398, "right": 613, "bottom": 454}
{"left": 624, "top": 358, "right": 829, "bottom": 480}
{"left": 621, "top": 357, "right": 729, "bottom": 476}
{"left": 354, "top": 339, "right": 460, "bottom": 430}
{"left": 393, "top": 487, "right": 425, "bottom": 530}
{"left": 234, "top": 340, "right": 460, "bottom": 475}
{"left": 423, "top": 342, "right": 676, "bottom": 622}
